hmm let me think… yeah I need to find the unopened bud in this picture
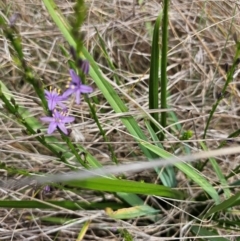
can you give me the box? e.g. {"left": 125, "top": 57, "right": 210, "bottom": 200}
{"left": 78, "top": 59, "right": 89, "bottom": 75}
{"left": 9, "top": 13, "right": 20, "bottom": 27}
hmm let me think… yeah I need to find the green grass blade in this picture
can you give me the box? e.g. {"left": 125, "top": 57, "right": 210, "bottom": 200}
{"left": 149, "top": 13, "right": 161, "bottom": 133}
{"left": 0, "top": 200, "right": 125, "bottom": 210}
{"left": 160, "top": 0, "right": 170, "bottom": 141}
{"left": 65, "top": 177, "right": 184, "bottom": 199}
{"left": 205, "top": 192, "right": 240, "bottom": 218}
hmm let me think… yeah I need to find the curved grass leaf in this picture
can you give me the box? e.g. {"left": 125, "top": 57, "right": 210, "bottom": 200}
{"left": 205, "top": 192, "right": 240, "bottom": 218}
{"left": 65, "top": 177, "right": 184, "bottom": 199}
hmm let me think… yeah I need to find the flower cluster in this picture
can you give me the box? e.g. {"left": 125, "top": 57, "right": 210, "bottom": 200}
{"left": 41, "top": 61, "right": 93, "bottom": 135}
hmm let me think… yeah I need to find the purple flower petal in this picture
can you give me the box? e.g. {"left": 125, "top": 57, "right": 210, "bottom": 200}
{"left": 43, "top": 185, "right": 51, "bottom": 193}
{"left": 79, "top": 85, "right": 93, "bottom": 93}
{"left": 44, "top": 89, "right": 51, "bottom": 97}
{"left": 75, "top": 90, "right": 81, "bottom": 104}
{"left": 59, "top": 94, "right": 68, "bottom": 101}
{"left": 67, "top": 69, "right": 93, "bottom": 105}
{"left": 62, "top": 116, "right": 75, "bottom": 123}
{"left": 52, "top": 110, "right": 60, "bottom": 119}
{"left": 48, "top": 122, "right": 57, "bottom": 134}
{"left": 62, "top": 88, "right": 75, "bottom": 98}
{"left": 69, "top": 69, "right": 81, "bottom": 84}
{"left": 41, "top": 109, "right": 75, "bottom": 135}
{"left": 58, "top": 101, "right": 67, "bottom": 109}
{"left": 57, "top": 123, "right": 68, "bottom": 135}
{"left": 40, "top": 116, "right": 55, "bottom": 122}
{"left": 48, "top": 98, "right": 56, "bottom": 110}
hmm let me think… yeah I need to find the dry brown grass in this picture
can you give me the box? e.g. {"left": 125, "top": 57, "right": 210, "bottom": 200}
{"left": 1, "top": 0, "right": 240, "bottom": 240}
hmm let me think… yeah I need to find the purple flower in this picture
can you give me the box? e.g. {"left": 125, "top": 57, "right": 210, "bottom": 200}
{"left": 40, "top": 109, "right": 75, "bottom": 135}
{"left": 45, "top": 88, "right": 67, "bottom": 111}
{"left": 43, "top": 185, "right": 51, "bottom": 193}
{"left": 63, "top": 69, "right": 93, "bottom": 104}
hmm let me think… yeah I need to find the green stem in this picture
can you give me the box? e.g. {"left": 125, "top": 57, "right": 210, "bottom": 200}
{"left": 203, "top": 42, "right": 240, "bottom": 139}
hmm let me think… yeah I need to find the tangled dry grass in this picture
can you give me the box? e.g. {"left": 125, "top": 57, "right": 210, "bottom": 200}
{"left": 1, "top": 0, "right": 240, "bottom": 240}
